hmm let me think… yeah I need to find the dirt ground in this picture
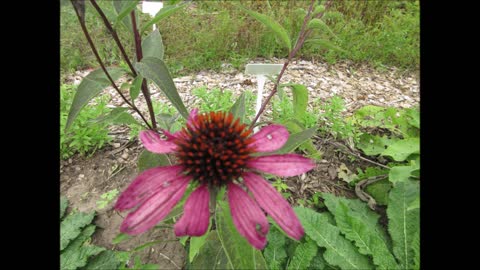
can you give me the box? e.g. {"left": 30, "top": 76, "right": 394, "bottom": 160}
{"left": 60, "top": 59, "right": 419, "bottom": 268}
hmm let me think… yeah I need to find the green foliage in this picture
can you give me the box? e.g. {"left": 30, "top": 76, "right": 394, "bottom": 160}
{"left": 193, "top": 87, "right": 256, "bottom": 120}
{"left": 317, "top": 95, "right": 356, "bottom": 140}
{"left": 263, "top": 226, "right": 288, "bottom": 270}
{"left": 191, "top": 231, "right": 229, "bottom": 269}
{"left": 96, "top": 189, "right": 119, "bottom": 210}
{"left": 189, "top": 222, "right": 212, "bottom": 263}
{"left": 60, "top": 84, "right": 112, "bottom": 159}
{"left": 60, "top": 210, "right": 96, "bottom": 251}
{"left": 272, "top": 93, "right": 318, "bottom": 130}
{"left": 387, "top": 180, "right": 420, "bottom": 269}
{"left": 83, "top": 250, "right": 122, "bottom": 270}
{"left": 61, "top": 196, "right": 69, "bottom": 219}
{"left": 286, "top": 237, "right": 318, "bottom": 270}
{"left": 142, "top": 29, "right": 165, "bottom": 60}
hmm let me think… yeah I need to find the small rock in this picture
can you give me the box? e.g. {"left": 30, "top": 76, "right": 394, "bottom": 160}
{"left": 121, "top": 152, "right": 129, "bottom": 159}
{"left": 112, "top": 143, "right": 121, "bottom": 148}
{"left": 75, "top": 166, "right": 81, "bottom": 172}
{"left": 117, "top": 158, "right": 124, "bottom": 163}
{"left": 79, "top": 174, "right": 85, "bottom": 178}
{"left": 68, "top": 158, "right": 72, "bottom": 164}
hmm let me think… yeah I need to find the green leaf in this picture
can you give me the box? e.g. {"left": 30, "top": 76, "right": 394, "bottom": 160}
{"left": 305, "top": 38, "right": 346, "bottom": 53}
{"left": 189, "top": 222, "right": 212, "bottom": 262}
{"left": 190, "top": 231, "right": 230, "bottom": 269}
{"left": 134, "top": 57, "right": 189, "bottom": 119}
{"left": 307, "top": 249, "right": 335, "bottom": 270}
{"left": 61, "top": 196, "right": 69, "bottom": 219}
{"left": 295, "top": 207, "right": 374, "bottom": 270}
{"left": 289, "top": 84, "right": 308, "bottom": 120}
{"left": 61, "top": 211, "right": 96, "bottom": 251}
{"left": 275, "top": 127, "right": 317, "bottom": 154}
{"left": 142, "top": 29, "right": 164, "bottom": 60}
{"left": 141, "top": 4, "right": 187, "bottom": 33}
{"left": 387, "top": 180, "right": 420, "bottom": 269}
{"left": 408, "top": 197, "right": 420, "bottom": 211}
{"left": 137, "top": 150, "right": 170, "bottom": 172}
{"left": 83, "top": 250, "right": 122, "bottom": 270}
{"left": 113, "top": 0, "right": 138, "bottom": 32}
{"left": 405, "top": 108, "right": 420, "bottom": 129}
{"left": 229, "top": 92, "right": 246, "bottom": 123}
{"left": 411, "top": 228, "right": 420, "bottom": 270}
{"left": 113, "top": 0, "right": 140, "bottom": 29}
{"left": 61, "top": 225, "right": 105, "bottom": 270}
{"left": 389, "top": 164, "right": 417, "bottom": 183}
{"left": 66, "top": 67, "right": 125, "bottom": 130}
{"left": 112, "top": 233, "right": 131, "bottom": 245}
{"left": 236, "top": 3, "right": 292, "bottom": 51}
{"left": 130, "top": 75, "right": 143, "bottom": 101}
{"left": 324, "top": 196, "right": 399, "bottom": 269}
{"left": 365, "top": 179, "right": 392, "bottom": 206}
{"left": 263, "top": 226, "right": 288, "bottom": 270}
{"left": 312, "top": 5, "right": 326, "bottom": 16}
{"left": 215, "top": 201, "right": 267, "bottom": 269}
{"left": 286, "top": 237, "right": 318, "bottom": 270}
{"left": 356, "top": 134, "right": 397, "bottom": 156}
{"left": 382, "top": 138, "right": 420, "bottom": 161}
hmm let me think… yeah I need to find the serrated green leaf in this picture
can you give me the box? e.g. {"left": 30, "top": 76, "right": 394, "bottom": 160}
{"left": 305, "top": 38, "right": 346, "bottom": 53}
{"left": 61, "top": 211, "right": 96, "bottom": 251}
{"left": 134, "top": 57, "right": 189, "bottom": 119}
{"left": 387, "top": 180, "right": 420, "bottom": 269}
{"left": 236, "top": 3, "right": 291, "bottom": 51}
{"left": 191, "top": 231, "right": 230, "bottom": 269}
{"left": 286, "top": 237, "right": 318, "bottom": 270}
{"left": 137, "top": 150, "right": 170, "bottom": 172}
{"left": 61, "top": 196, "right": 69, "bottom": 219}
{"left": 408, "top": 197, "right": 420, "bottom": 211}
{"left": 289, "top": 84, "right": 308, "bottom": 120}
{"left": 215, "top": 201, "right": 267, "bottom": 269}
{"left": 141, "top": 4, "right": 187, "bottom": 33}
{"left": 113, "top": 0, "right": 140, "bottom": 29}
{"left": 66, "top": 67, "right": 125, "bottom": 130}
{"left": 405, "top": 108, "right": 420, "bottom": 129}
{"left": 112, "top": 233, "right": 131, "bottom": 245}
{"left": 142, "top": 29, "right": 164, "bottom": 60}
{"left": 189, "top": 222, "right": 212, "bottom": 263}
{"left": 275, "top": 127, "right": 317, "bottom": 155}
{"left": 130, "top": 75, "right": 143, "bottom": 101}
{"left": 295, "top": 207, "right": 374, "bottom": 270}
{"left": 230, "top": 92, "right": 246, "bottom": 123}
{"left": 307, "top": 249, "right": 336, "bottom": 270}
{"left": 61, "top": 225, "right": 105, "bottom": 270}
{"left": 263, "top": 226, "right": 288, "bottom": 270}
{"left": 82, "top": 250, "right": 122, "bottom": 270}
{"left": 327, "top": 198, "right": 399, "bottom": 269}
{"left": 382, "top": 138, "right": 419, "bottom": 161}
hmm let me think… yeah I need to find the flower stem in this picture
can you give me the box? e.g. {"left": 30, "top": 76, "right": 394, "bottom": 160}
{"left": 131, "top": 11, "right": 158, "bottom": 130}
{"left": 70, "top": 0, "right": 152, "bottom": 129}
{"left": 249, "top": 0, "right": 333, "bottom": 129}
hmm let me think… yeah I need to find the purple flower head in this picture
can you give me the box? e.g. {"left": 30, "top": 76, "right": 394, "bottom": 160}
{"left": 115, "top": 110, "right": 315, "bottom": 249}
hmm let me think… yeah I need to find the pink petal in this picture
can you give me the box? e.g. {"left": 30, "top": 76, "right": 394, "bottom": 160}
{"left": 139, "top": 130, "right": 177, "bottom": 154}
{"left": 115, "top": 165, "right": 184, "bottom": 211}
{"left": 248, "top": 125, "right": 289, "bottom": 152}
{"left": 243, "top": 172, "right": 304, "bottom": 240}
{"left": 247, "top": 154, "right": 315, "bottom": 177}
{"left": 188, "top": 108, "right": 198, "bottom": 123}
{"left": 120, "top": 176, "right": 190, "bottom": 235}
{"left": 174, "top": 185, "right": 210, "bottom": 237}
{"left": 227, "top": 182, "right": 269, "bottom": 249}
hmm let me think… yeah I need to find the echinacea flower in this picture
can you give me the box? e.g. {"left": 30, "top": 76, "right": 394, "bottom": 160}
{"left": 115, "top": 109, "right": 315, "bottom": 249}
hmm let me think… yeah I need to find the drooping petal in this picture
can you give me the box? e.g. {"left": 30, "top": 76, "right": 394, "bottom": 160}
{"left": 248, "top": 125, "right": 289, "bottom": 152}
{"left": 243, "top": 172, "right": 304, "bottom": 240}
{"left": 120, "top": 176, "right": 190, "bottom": 235}
{"left": 174, "top": 185, "right": 210, "bottom": 237}
{"left": 227, "top": 182, "right": 269, "bottom": 250}
{"left": 139, "top": 130, "right": 177, "bottom": 154}
{"left": 115, "top": 165, "right": 184, "bottom": 211}
{"left": 247, "top": 154, "right": 315, "bottom": 177}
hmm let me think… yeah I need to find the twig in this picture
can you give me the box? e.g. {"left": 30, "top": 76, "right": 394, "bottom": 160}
{"left": 70, "top": 0, "right": 152, "bottom": 129}
{"left": 158, "top": 252, "right": 181, "bottom": 269}
{"left": 131, "top": 11, "right": 158, "bottom": 130}
{"left": 326, "top": 140, "right": 391, "bottom": 169}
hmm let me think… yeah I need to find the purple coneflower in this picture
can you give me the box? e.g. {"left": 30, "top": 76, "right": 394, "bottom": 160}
{"left": 115, "top": 109, "right": 315, "bottom": 249}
